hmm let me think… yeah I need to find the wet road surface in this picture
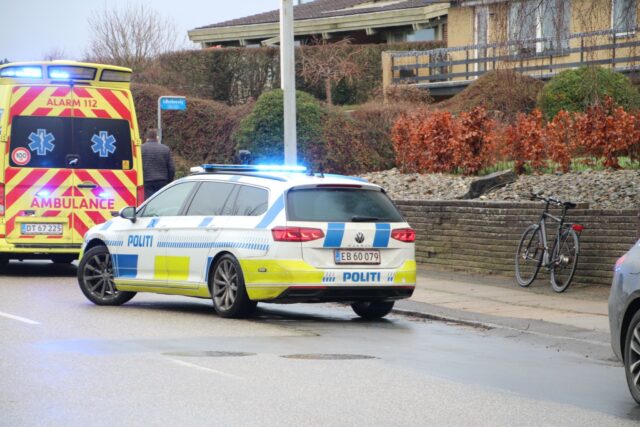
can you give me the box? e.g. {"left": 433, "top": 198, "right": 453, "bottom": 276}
{"left": 1, "top": 262, "right": 639, "bottom": 426}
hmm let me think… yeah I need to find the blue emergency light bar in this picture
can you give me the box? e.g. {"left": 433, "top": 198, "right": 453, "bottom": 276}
{"left": 200, "top": 164, "right": 307, "bottom": 173}
{"left": 0, "top": 66, "right": 42, "bottom": 78}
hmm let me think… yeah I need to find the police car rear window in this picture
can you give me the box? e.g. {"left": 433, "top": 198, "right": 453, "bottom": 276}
{"left": 9, "top": 116, "right": 133, "bottom": 170}
{"left": 287, "top": 188, "right": 404, "bottom": 223}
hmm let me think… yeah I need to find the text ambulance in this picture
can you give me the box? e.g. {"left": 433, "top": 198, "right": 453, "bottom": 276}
{"left": 0, "top": 61, "right": 144, "bottom": 264}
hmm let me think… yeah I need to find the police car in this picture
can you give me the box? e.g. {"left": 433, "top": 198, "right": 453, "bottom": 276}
{"left": 77, "top": 165, "right": 416, "bottom": 319}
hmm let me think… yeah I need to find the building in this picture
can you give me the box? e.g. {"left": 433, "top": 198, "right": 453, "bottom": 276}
{"left": 383, "top": 0, "right": 640, "bottom": 97}
{"left": 188, "top": 0, "right": 449, "bottom": 48}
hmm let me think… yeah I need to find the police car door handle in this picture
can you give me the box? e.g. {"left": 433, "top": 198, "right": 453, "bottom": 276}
{"left": 78, "top": 182, "right": 97, "bottom": 189}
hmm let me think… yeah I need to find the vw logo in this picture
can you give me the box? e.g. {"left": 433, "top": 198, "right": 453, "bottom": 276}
{"left": 355, "top": 233, "right": 365, "bottom": 244}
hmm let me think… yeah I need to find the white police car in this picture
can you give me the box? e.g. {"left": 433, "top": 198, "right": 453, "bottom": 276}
{"left": 77, "top": 165, "right": 416, "bottom": 319}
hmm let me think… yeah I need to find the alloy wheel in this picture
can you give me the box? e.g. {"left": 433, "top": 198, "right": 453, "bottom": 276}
{"left": 213, "top": 259, "right": 238, "bottom": 311}
{"left": 630, "top": 323, "right": 640, "bottom": 392}
{"left": 82, "top": 252, "right": 118, "bottom": 301}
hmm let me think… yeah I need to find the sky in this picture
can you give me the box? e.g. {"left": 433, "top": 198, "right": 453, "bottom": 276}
{"left": 1, "top": 0, "right": 276, "bottom": 62}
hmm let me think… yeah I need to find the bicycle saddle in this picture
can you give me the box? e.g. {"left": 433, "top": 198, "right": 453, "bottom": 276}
{"left": 563, "top": 202, "right": 577, "bottom": 209}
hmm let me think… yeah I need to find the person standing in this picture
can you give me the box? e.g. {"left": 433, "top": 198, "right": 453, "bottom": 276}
{"left": 141, "top": 128, "right": 175, "bottom": 200}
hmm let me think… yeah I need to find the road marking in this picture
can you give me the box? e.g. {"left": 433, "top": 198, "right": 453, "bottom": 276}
{"left": 0, "top": 311, "right": 40, "bottom": 325}
{"left": 168, "top": 358, "right": 243, "bottom": 380}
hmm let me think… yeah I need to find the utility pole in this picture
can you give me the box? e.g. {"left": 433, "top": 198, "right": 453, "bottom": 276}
{"left": 280, "top": 0, "right": 297, "bottom": 166}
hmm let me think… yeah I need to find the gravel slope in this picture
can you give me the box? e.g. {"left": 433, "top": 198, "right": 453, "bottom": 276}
{"left": 361, "top": 169, "right": 640, "bottom": 210}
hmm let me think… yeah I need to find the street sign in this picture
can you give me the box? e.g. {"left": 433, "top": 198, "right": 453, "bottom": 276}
{"left": 159, "top": 97, "right": 187, "bottom": 111}
{"left": 157, "top": 96, "right": 187, "bottom": 144}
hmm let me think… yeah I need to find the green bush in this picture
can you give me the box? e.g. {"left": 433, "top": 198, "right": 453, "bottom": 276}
{"left": 234, "top": 89, "right": 326, "bottom": 168}
{"left": 538, "top": 66, "right": 640, "bottom": 119}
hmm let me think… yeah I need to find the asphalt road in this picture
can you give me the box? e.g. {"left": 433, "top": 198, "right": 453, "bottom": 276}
{"left": 1, "top": 261, "right": 639, "bottom": 426}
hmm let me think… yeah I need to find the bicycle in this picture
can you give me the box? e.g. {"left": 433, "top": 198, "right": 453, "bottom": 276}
{"left": 515, "top": 193, "right": 584, "bottom": 293}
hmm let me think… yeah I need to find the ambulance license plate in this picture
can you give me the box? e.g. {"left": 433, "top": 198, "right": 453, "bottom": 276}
{"left": 334, "top": 249, "right": 380, "bottom": 265}
{"left": 21, "top": 223, "right": 63, "bottom": 235}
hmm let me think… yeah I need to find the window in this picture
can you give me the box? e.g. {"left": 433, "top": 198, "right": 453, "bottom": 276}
{"left": 138, "top": 182, "right": 198, "bottom": 217}
{"left": 287, "top": 188, "right": 404, "bottom": 223}
{"left": 185, "top": 181, "right": 236, "bottom": 216}
{"left": 508, "top": 0, "right": 570, "bottom": 53}
{"left": 9, "top": 116, "right": 133, "bottom": 170}
{"left": 407, "top": 28, "right": 435, "bottom": 42}
{"left": 230, "top": 185, "right": 268, "bottom": 216}
{"left": 613, "top": 0, "right": 638, "bottom": 35}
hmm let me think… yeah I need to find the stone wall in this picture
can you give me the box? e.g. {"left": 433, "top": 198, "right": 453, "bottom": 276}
{"left": 395, "top": 200, "right": 639, "bottom": 286}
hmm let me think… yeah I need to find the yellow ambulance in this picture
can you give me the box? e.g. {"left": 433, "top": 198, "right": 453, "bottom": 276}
{"left": 0, "top": 61, "right": 144, "bottom": 264}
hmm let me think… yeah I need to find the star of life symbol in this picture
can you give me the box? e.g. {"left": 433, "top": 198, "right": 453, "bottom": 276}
{"left": 91, "top": 131, "right": 117, "bottom": 158}
{"left": 28, "top": 129, "right": 56, "bottom": 156}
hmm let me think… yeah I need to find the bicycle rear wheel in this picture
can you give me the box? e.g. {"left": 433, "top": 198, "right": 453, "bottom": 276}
{"left": 550, "top": 228, "right": 579, "bottom": 293}
{"left": 515, "top": 224, "right": 544, "bottom": 287}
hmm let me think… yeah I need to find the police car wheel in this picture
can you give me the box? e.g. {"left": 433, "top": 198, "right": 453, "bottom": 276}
{"left": 210, "top": 254, "right": 255, "bottom": 319}
{"left": 77, "top": 246, "right": 136, "bottom": 306}
{"left": 351, "top": 301, "right": 395, "bottom": 319}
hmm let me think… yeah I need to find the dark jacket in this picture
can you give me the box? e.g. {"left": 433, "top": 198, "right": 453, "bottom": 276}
{"left": 141, "top": 140, "right": 175, "bottom": 183}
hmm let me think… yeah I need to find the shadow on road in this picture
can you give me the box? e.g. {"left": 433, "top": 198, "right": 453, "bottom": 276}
{"left": 0, "top": 260, "right": 77, "bottom": 277}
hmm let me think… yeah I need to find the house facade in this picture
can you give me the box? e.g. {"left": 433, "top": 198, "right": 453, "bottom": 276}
{"left": 383, "top": 0, "right": 640, "bottom": 96}
{"left": 188, "top": 0, "right": 449, "bottom": 47}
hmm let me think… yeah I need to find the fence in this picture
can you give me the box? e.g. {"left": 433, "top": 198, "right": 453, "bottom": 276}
{"left": 383, "top": 27, "right": 640, "bottom": 94}
{"left": 395, "top": 200, "right": 639, "bottom": 286}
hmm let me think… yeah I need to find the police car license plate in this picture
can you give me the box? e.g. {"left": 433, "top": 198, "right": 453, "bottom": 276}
{"left": 334, "top": 249, "right": 380, "bottom": 265}
{"left": 21, "top": 223, "right": 63, "bottom": 235}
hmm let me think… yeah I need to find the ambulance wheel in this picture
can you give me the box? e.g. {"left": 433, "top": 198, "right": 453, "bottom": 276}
{"left": 77, "top": 246, "right": 136, "bottom": 306}
{"left": 210, "top": 254, "right": 256, "bottom": 319}
{"left": 51, "top": 255, "right": 77, "bottom": 264}
{"left": 351, "top": 301, "right": 395, "bottom": 319}
{"left": 0, "top": 256, "right": 9, "bottom": 267}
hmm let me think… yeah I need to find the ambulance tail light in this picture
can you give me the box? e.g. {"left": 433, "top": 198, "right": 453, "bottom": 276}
{"left": 272, "top": 227, "right": 325, "bottom": 242}
{"left": 391, "top": 228, "right": 415, "bottom": 243}
{"left": 136, "top": 186, "right": 145, "bottom": 205}
{"left": 0, "top": 184, "right": 5, "bottom": 216}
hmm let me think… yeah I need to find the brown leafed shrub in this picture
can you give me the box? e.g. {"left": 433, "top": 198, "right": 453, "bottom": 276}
{"left": 573, "top": 98, "right": 640, "bottom": 169}
{"left": 545, "top": 110, "right": 574, "bottom": 173}
{"left": 391, "top": 107, "right": 495, "bottom": 175}
{"left": 504, "top": 110, "right": 547, "bottom": 174}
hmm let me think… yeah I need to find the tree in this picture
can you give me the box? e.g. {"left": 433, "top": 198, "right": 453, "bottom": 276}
{"left": 299, "top": 38, "right": 363, "bottom": 105}
{"left": 86, "top": 3, "right": 177, "bottom": 72}
{"left": 42, "top": 48, "right": 69, "bottom": 61}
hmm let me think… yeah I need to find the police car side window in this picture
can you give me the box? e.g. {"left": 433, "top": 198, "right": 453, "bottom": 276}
{"left": 231, "top": 185, "right": 268, "bottom": 216}
{"left": 138, "top": 182, "right": 197, "bottom": 217}
{"left": 185, "top": 181, "right": 235, "bottom": 216}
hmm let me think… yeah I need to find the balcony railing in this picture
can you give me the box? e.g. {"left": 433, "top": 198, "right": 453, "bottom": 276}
{"left": 384, "top": 27, "right": 640, "bottom": 93}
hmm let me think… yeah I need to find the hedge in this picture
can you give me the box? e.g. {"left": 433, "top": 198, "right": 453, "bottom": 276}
{"left": 137, "top": 41, "right": 443, "bottom": 106}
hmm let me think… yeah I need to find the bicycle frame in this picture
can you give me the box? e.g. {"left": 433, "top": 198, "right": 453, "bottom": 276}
{"left": 536, "top": 199, "right": 569, "bottom": 268}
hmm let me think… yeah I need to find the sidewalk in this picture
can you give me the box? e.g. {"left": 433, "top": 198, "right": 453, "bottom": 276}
{"left": 402, "top": 267, "right": 611, "bottom": 335}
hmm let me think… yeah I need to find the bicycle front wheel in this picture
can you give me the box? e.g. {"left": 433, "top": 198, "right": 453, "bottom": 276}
{"left": 550, "top": 228, "right": 579, "bottom": 293}
{"left": 515, "top": 224, "right": 544, "bottom": 287}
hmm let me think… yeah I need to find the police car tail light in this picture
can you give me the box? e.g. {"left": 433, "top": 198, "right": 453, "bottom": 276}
{"left": 272, "top": 226, "right": 325, "bottom": 242}
{"left": 391, "top": 228, "right": 415, "bottom": 243}
{"left": 0, "top": 184, "right": 5, "bottom": 216}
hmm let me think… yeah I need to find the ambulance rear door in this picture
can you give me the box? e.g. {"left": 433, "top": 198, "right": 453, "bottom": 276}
{"left": 5, "top": 86, "right": 76, "bottom": 245}
{"left": 70, "top": 86, "right": 137, "bottom": 244}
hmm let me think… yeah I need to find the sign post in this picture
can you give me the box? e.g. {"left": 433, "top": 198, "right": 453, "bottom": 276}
{"left": 280, "top": 0, "right": 297, "bottom": 166}
{"left": 157, "top": 96, "right": 187, "bottom": 144}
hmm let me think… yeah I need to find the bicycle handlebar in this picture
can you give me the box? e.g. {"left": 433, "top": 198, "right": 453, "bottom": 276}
{"left": 529, "top": 193, "right": 576, "bottom": 209}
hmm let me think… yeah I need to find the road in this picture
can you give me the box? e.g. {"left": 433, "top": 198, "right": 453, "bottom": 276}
{"left": 1, "top": 262, "right": 639, "bottom": 426}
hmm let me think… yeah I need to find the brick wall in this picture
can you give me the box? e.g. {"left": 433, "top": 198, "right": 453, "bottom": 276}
{"left": 395, "top": 200, "right": 639, "bottom": 286}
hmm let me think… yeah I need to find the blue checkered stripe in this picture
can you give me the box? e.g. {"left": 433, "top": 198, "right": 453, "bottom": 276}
{"left": 105, "top": 240, "right": 124, "bottom": 247}
{"left": 157, "top": 240, "right": 270, "bottom": 250}
{"left": 322, "top": 272, "right": 338, "bottom": 283}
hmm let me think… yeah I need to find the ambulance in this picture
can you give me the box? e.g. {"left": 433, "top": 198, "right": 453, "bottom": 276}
{"left": 0, "top": 61, "right": 144, "bottom": 264}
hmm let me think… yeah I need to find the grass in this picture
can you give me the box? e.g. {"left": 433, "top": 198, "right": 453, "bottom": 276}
{"left": 477, "top": 157, "right": 640, "bottom": 176}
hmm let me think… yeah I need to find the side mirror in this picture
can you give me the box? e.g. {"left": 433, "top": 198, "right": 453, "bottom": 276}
{"left": 119, "top": 206, "right": 137, "bottom": 223}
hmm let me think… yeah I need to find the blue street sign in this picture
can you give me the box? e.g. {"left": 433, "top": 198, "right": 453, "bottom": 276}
{"left": 160, "top": 97, "right": 187, "bottom": 111}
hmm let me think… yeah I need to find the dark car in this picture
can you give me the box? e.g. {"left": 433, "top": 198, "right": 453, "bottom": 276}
{"left": 609, "top": 241, "right": 640, "bottom": 404}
